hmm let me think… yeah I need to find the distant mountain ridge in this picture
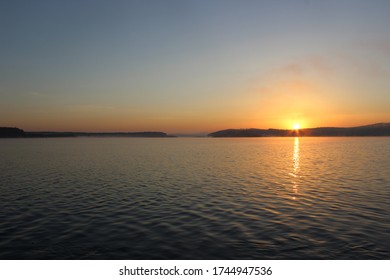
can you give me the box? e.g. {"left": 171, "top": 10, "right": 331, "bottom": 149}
{"left": 208, "top": 123, "right": 390, "bottom": 137}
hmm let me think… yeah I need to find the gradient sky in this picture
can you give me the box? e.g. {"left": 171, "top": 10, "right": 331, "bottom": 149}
{"left": 1, "top": 0, "right": 389, "bottom": 133}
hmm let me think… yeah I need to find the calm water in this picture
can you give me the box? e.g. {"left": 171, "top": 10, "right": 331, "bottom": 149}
{"left": 0, "top": 137, "right": 389, "bottom": 259}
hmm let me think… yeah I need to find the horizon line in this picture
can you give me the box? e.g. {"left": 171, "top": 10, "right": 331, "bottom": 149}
{"left": 1, "top": 122, "right": 389, "bottom": 135}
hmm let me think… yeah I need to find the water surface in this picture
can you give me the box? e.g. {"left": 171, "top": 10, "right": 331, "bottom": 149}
{"left": 0, "top": 137, "right": 389, "bottom": 259}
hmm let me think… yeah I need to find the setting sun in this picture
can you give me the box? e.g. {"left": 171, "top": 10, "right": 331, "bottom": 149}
{"left": 293, "top": 123, "right": 301, "bottom": 130}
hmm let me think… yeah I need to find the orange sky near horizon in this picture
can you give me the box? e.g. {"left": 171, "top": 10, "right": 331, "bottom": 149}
{"left": 1, "top": 1, "right": 389, "bottom": 134}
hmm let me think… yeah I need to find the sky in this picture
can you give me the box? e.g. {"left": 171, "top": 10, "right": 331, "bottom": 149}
{"left": 1, "top": 0, "right": 389, "bottom": 133}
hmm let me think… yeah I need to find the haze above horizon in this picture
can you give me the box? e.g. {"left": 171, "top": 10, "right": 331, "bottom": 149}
{"left": 1, "top": 0, "right": 390, "bottom": 134}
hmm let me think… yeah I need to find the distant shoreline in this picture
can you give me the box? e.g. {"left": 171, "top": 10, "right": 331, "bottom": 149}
{"left": 208, "top": 123, "right": 390, "bottom": 137}
{"left": 1, "top": 123, "right": 390, "bottom": 138}
{"left": 0, "top": 127, "right": 175, "bottom": 138}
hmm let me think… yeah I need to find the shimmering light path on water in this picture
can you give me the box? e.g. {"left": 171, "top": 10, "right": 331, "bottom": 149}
{"left": 0, "top": 137, "right": 389, "bottom": 259}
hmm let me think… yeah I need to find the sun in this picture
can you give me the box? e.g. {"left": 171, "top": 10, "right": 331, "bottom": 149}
{"left": 292, "top": 123, "right": 301, "bottom": 130}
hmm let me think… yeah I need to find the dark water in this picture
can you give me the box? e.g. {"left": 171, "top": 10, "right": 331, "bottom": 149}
{"left": 0, "top": 137, "right": 389, "bottom": 259}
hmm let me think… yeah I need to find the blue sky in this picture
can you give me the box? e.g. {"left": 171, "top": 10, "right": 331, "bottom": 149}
{"left": 1, "top": 0, "right": 389, "bottom": 132}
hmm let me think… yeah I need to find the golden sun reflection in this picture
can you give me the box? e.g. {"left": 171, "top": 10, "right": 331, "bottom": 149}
{"left": 291, "top": 137, "right": 300, "bottom": 200}
{"left": 293, "top": 137, "right": 299, "bottom": 173}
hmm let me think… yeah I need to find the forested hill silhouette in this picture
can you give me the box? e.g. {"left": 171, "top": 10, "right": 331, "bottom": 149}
{"left": 0, "top": 127, "right": 173, "bottom": 138}
{"left": 208, "top": 123, "right": 390, "bottom": 137}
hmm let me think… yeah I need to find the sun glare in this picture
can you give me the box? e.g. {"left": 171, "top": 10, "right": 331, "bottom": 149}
{"left": 292, "top": 123, "right": 301, "bottom": 130}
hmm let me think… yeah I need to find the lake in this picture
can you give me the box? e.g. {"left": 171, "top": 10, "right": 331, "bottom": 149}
{"left": 0, "top": 137, "right": 389, "bottom": 259}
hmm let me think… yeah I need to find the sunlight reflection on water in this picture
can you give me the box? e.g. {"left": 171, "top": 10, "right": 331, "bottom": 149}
{"left": 0, "top": 137, "right": 389, "bottom": 259}
{"left": 287, "top": 137, "right": 300, "bottom": 200}
{"left": 292, "top": 137, "right": 300, "bottom": 200}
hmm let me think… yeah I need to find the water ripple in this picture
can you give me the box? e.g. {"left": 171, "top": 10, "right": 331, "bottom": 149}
{"left": 0, "top": 137, "right": 389, "bottom": 259}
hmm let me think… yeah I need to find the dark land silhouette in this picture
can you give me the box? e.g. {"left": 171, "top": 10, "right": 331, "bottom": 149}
{"left": 0, "top": 127, "right": 25, "bottom": 137}
{"left": 0, "top": 127, "right": 172, "bottom": 138}
{"left": 208, "top": 123, "right": 390, "bottom": 137}
{"left": 2, "top": 123, "right": 390, "bottom": 138}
